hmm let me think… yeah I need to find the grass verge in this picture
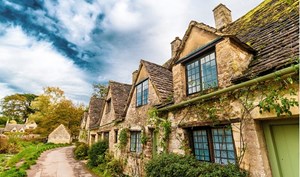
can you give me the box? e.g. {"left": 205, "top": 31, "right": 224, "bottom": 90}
{"left": 0, "top": 143, "right": 69, "bottom": 177}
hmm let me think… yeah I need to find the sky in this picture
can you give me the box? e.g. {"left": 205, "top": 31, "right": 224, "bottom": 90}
{"left": 0, "top": 0, "right": 263, "bottom": 105}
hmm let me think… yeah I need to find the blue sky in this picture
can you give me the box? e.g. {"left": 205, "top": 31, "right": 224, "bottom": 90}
{"left": 0, "top": 0, "right": 262, "bottom": 104}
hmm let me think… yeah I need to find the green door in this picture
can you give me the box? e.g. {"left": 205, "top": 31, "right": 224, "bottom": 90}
{"left": 152, "top": 130, "right": 158, "bottom": 157}
{"left": 263, "top": 119, "right": 299, "bottom": 177}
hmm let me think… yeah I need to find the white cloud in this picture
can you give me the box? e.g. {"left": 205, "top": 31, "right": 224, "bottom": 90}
{"left": 0, "top": 26, "right": 92, "bottom": 104}
{"left": 91, "top": 0, "right": 262, "bottom": 84}
{"left": 0, "top": 83, "right": 15, "bottom": 100}
{"left": 44, "top": 0, "right": 103, "bottom": 45}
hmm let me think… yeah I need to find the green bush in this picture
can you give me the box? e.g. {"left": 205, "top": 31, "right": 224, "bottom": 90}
{"left": 104, "top": 153, "right": 124, "bottom": 177}
{"left": 88, "top": 140, "right": 108, "bottom": 167}
{"left": 145, "top": 153, "right": 248, "bottom": 177}
{"left": 74, "top": 143, "right": 89, "bottom": 160}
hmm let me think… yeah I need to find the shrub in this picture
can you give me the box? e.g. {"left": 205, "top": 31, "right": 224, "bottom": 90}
{"left": 145, "top": 153, "right": 248, "bottom": 177}
{"left": 104, "top": 153, "right": 124, "bottom": 177}
{"left": 0, "top": 138, "right": 8, "bottom": 153}
{"left": 88, "top": 140, "right": 108, "bottom": 167}
{"left": 74, "top": 143, "right": 89, "bottom": 160}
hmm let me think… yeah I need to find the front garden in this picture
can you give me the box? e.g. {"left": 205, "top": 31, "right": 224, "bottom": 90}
{"left": 74, "top": 140, "right": 247, "bottom": 177}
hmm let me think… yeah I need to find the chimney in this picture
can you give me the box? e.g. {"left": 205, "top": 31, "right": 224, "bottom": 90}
{"left": 132, "top": 70, "right": 138, "bottom": 84}
{"left": 213, "top": 4, "right": 232, "bottom": 30}
{"left": 171, "top": 37, "right": 182, "bottom": 58}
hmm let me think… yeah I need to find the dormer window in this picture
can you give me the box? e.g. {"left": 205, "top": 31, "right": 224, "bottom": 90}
{"left": 136, "top": 79, "right": 148, "bottom": 107}
{"left": 106, "top": 98, "right": 111, "bottom": 114}
{"left": 186, "top": 52, "right": 218, "bottom": 95}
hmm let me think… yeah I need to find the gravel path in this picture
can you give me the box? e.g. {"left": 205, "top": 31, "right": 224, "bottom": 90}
{"left": 27, "top": 146, "right": 97, "bottom": 177}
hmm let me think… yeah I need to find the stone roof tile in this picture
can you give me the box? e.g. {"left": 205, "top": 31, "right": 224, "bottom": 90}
{"left": 109, "top": 81, "right": 132, "bottom": 120}
{"left": 222, "top": 0, "right": 299, "bottom": 82}
{"left": 88, "top": 96, "right": 105, "bottom": 129}
{"left": 141, "top": 60, "right": 173, "bottom": 103}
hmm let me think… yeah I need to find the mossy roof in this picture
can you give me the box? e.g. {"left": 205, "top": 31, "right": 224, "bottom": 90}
{"left": 222, "top": 0, "right": 299, "bottom": 82}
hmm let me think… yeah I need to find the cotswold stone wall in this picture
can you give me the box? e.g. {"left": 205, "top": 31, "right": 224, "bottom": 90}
{"left": 98, "top": 88, "right": 119, "bottom": 153}
{"left": 120, "top": 67, "right": 159, "bottom": 176}
{"left": 168, "top": 79, "right": 299, "bottom": 177}
{"left": 48, "top": 125, "right": 71, "bottom": 144}
{"left": 172, "top": 36, "right": 253, "bottom": 104}
{"left": 215, "top": 38, "right": 252, "bottom": 88}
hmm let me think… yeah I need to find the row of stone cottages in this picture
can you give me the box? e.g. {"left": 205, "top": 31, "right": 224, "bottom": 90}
{"left": 79, "top": 1, "right": 299, "bottom": 177}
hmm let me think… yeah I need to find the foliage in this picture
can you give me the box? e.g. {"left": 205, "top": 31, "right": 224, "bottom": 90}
{"left": 148, "top": 108, "right": 171, "bottom": 152}
{"left": 89, "top": 152, "right": 126, "bottom": 177}
{"left": 92, "top": 83, "right": 108, "bottom": 99}
{"left": 0, "top": 141, "right": 67, "bottom": 177}
{"left": 0, "top": 136, "right": 21, "bottom": 154}
{"left": 74, "top": 143, "right": 89, "bottom": 160}
{"left": 141, "top": 130, "right": 149, "bottom": 145}
{"left": 88, "top": 140, "right": 109, "bottom": 167}
{"left": 0, "top": 93, "right": 37, "bottom": 123}
{"left": 258, "top": 76, "right": 299, "bottom": 117}
{"left": 29, "top": 87, "right": 85, "bottom": 137}
{"left": 145, "top": 153, "right": 247, "bottom": 177}
{"left": 118, "top": 128, "right": 129, "bottom": 149}
{"left": 0, "top": 116, "right": 9, "bottom": 126}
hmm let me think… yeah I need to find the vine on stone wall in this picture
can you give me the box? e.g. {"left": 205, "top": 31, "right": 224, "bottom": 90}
{"left": 118, "top": 128, "right": 129, "bottom": 150}
{"left": 178, "top": 74, "right": 298, "bottom": 165}
{"left": 148, "top": 108, "right": 171, "bottom": 152}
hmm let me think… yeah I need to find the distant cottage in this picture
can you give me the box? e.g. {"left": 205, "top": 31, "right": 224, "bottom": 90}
{"left": 48, "top": 124, "right": 71, "bottom": 144}
{"left": 4, "top": 120, "right": 27, "bottom": 133}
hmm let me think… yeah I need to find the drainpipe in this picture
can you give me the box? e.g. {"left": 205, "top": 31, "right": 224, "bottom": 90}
{"left": 158, "top": 65, "right": 299, "bottom": 112}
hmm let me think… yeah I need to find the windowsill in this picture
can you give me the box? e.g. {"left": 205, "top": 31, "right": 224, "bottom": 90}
{"left": 129, "top": 152, "right": 142, "bottom": 158}
{"left": 136, "top": 104, "right": 148, "bottom": 108}
{"left": 186, "top": 86, "right": 219, "bottom": 98}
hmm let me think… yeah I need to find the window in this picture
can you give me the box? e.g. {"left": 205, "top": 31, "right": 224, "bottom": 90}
{"left": 114, "top": 129, "right": 118, "bottom": 143}
{"left": 136, "top": 79, "right": 148, "bottom": 106}
{"left": 191, "top": 126, "right": 236, "bottom": 164}
{"left": 103, "top": 132, "right": 109, "bottom": 141}
{"left": 186, "top": 52, "right": 218, "bottom": 94}
{"left": 106, "top": 98, "right": 111, "bottom": 114}
{"left": 130, "top": 131, "right": 141, "bottom": 153}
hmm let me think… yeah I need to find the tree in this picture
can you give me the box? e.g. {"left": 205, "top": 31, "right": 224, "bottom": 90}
{"left": 92, "top": 83, "right": 108, "bottom": 98}
{"left": 29, "top": 87, "right": 84, "bottom": 137}
{"left": 1, "top": 93, "right": 37, "bottom": 123}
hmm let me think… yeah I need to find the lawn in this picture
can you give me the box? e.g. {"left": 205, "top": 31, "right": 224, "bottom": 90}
{"left": 0, "top": 141, "right": 68, "bottom": 177}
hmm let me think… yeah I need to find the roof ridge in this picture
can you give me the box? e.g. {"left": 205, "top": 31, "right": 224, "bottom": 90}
{"left": 109, "top": 80, "right": 132, "bottom": 86}
{"left": 141, "top": 59, "right": 170, "bottom": 71}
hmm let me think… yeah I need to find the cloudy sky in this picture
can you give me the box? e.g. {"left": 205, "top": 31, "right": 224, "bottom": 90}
{"left": 0, "top": 0, "right": 262, "bottom": 104}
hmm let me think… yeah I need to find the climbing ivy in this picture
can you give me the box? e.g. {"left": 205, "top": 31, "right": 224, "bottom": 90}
{"left": 118, "top": 128, "right": 129, "bottom": 149}
{"left": 148, "top": 108, "right": 171, "bottom": 152}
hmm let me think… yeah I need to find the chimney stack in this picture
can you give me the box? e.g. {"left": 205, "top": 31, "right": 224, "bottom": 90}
{"left": 213, "top": 4, "right": 232, "bottom": 30}
{"left": 132, "top": 70, "right": 138, "bottom": 84}
{"left": 171, "top": 37, "right": 182, "bottom": 58}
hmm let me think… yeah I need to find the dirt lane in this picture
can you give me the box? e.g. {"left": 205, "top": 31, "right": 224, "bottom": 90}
{"left": 27, "top": 146, "right": 97, "bottom": 177}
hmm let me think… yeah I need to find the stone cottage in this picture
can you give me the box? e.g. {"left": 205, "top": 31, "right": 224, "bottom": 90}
{"left": 48, "top": 124, "right": 71, "bottom": 144}
{"left": 98, "top": 81, "right": 131, "bottom": 155}
{"left": 83, "top": 1, "right": 299, "bottom": 177}
{"left": 4, "top": 120, "right": 27, "bottom": 133}
{"left": 78, "top": 111, "right": 88, "bottom": 143}
{"left": 83, "top": 96, "right": 105, "bottom": 145}
{"left": 160, "top": 1, "right": 299, "bottom": 177}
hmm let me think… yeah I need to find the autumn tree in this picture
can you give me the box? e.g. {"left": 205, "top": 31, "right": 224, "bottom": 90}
{"left": 0, "top": 93, "right": 37, "bottom": 123}
{"left": 29, "top": 87, "right": 84, "bottom": 137}
{"left": 92, "top": 83, "right": 108, "bottom": 98}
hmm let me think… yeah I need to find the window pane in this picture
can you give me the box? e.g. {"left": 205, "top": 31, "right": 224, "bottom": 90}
{"left": 193, "top": 130, "right": 210, "bottom": 161}
{"left": 136, "top": 80, "right": 148, "bottom": 106}
{"left": 130, "top": 133, "right": 136, "bottom": 152}
{"left": 212, "top": 127, "right": 236, "bottom": 164}
{"left": 136, "top": 132, "right": 141, "bottom": 152}
{"left": 187, "top": 60, "right": 201, "bottom": 94}
{"left": 200, "top": 52, "right": 218, "bottom": 90}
